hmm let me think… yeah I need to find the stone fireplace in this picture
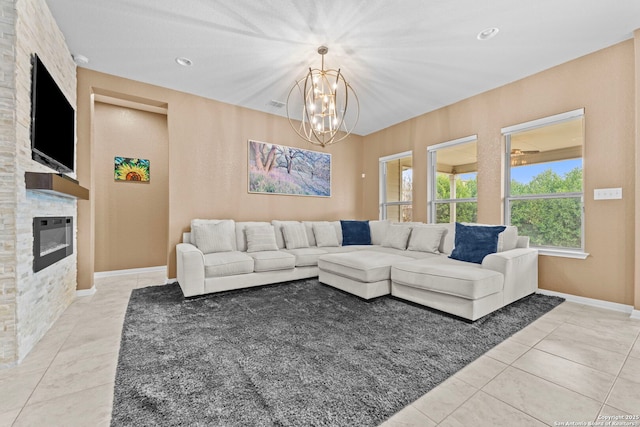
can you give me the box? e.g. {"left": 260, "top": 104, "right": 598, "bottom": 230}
{"left": 0, "top": 0, "right": 80, "bottom": 368}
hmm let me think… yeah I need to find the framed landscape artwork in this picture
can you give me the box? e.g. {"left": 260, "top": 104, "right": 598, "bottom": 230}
{"left": 248, "top": 140, "right": 331, "bottom": 197}
{"left": 114, "top": 157, "right": 150, "bottom": 182}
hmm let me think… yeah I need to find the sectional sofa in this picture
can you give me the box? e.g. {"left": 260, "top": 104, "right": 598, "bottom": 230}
{"left": 176, "top": 219, "right": 538, "bottom": 320}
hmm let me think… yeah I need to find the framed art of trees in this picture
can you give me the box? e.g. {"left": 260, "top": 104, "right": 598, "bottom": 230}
{"left": 248, "top": 140, "right": 331, "bottom": 197}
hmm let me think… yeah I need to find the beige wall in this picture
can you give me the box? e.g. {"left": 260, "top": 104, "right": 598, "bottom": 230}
{"left": 76, "top": 40, "right": 637, "bottom": 308}
{"left": 93, "top": 102, "right": 169, "bottom": 272}
{"left": 362, "top": 40, "right": 637, "bottom": 306}
{"left": 76, "top": 69, "right": 364, "bottom": 282}
{"left": 635, "top": 30, "right": 640, "bottom": 312}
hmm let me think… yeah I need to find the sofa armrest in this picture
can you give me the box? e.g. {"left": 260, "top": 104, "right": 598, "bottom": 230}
{"left": 176, "top": 243, "right": 205, "bottom": 297}
{"left": 482, "top": 248, "right": 538, "bottom": 305}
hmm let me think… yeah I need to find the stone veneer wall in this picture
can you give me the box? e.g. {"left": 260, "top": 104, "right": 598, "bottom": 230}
{"left": 0, "top": 0, "right": 18, "bottom": 366}
{"left": 0, "top": 0, "right": 77, "bottom": 367}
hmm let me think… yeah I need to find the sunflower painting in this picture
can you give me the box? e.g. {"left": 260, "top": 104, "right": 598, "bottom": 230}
{"left": 114, "top": 157, "right": 150, "bottom": 182}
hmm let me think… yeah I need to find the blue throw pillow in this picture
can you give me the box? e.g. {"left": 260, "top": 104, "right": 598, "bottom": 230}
{"left": 449, "top": 223, "right": 506, "bottom": 264}
{"left": 340, "top": 220, "right": 371, "bottom": 246}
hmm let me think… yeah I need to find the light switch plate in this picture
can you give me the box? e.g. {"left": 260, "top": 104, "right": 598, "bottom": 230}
{"left": 594, "top": 188, "right": 622, "bottom": 200}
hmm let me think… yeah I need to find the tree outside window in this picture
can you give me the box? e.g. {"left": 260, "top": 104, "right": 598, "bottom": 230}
{"left": 435, "top": 172, "right": 477, "bottom": 223}
{"left": 428, "top": 137, "right": 478, "bottom": 224}
{"left": 380, "top": 153, "right": 412, "bottom": 222}
{"left": 505, "top": 111, "right": 584, "bottom": 251}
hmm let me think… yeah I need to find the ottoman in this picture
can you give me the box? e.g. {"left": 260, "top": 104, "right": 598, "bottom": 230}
{"left": 318, "top": 250, "right": 413, "bottom": 299}
{"left": 391, "top": 261, "right": 505, "bottom": 321}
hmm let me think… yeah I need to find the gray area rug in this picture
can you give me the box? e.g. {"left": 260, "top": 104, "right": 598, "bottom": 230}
{"left": 111, "top": 279, "right": 564, "bottom": 426}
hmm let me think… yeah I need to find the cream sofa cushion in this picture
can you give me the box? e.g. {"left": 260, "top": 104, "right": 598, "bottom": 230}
{"left": 498, "top": 226, "right": 518, "bottom": 252}
{"left": 245, "top": 225, "right": 278, "bottom": 253}
{"left": 370, "top": 246, "right": 436, "bottom": 260}
{"left": 382, "top": 224, "right": 412, "bottom": 250}
{"left": 271, "top": 220, "right": 300, "bottom": 249}
{"left": 302, "top": 221, "right": 317, "bottom": 246}
{"left": 408, "top": 226, "right": 446, "bottom": 253}
{"left": 313, "top": 222, "right": 340, "bottom": 247}
{"left": 234, "top": 221, "right": 270, "bottom": 252}
{"left": 282, "top": 223, "right": 310, "bottom": 249}
{"left": 369, "top": 220, "right": 390, "bottom": 245}
{"left": 405, "top": 223, "right": 454, "bottom": 254}
{"left": 391, "top": 261, "right": 503, "bottom": 300}
{"left": 330, "top": 221, "right": 343, "bottom": 245}
{"left": 191, "top": 219, "right": 236, "bottom": 254}
{"left": 440, "top": 223, "right": 456, "bottom": 255}
{"left": 203, "top": 251, "right": 253, "bottom": 277}
{"left": 283, "top": 247, "right": 328, "bottom": 267}
{"left": 319, "top": 250, "right": 413, "bottom": 283}
{"left": 247, "top": 251, "right": 295, "bottom": 272}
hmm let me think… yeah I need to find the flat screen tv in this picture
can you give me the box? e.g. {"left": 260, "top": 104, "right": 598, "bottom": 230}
{"left": 30, "top": 54, "right": 75, "bottom": 174}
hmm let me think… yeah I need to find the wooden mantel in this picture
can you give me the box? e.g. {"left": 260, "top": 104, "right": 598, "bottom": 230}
{"left": 25, "top": 172, "right": 89, "bottom": 200}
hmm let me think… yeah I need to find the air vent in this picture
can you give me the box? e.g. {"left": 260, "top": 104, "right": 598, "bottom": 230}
{"left": 268, "top": 100, "right": 285, "bottom": 108}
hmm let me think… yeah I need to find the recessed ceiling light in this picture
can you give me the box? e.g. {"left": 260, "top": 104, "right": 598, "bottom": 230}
{"left": 477, "top": 27, "right": 499, "bottom": 41}
{"left": 72, "top": 53, "right": 89, "bottom": 65}
{"left": 175, "top": 57, "right": 193, "bottom": 67}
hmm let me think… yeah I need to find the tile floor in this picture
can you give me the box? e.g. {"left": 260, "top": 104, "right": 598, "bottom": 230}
{"left": 1, "top": 272, "right": 639, "bottom": 426}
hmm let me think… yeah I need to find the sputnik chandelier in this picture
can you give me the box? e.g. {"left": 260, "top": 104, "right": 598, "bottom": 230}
{"left": 287, "top": 46, "right": 359, "bottom": 147}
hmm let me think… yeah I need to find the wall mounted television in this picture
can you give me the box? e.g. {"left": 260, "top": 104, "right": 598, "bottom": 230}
{"left": 30, "top": 54, "right": 75, "bottom": 174}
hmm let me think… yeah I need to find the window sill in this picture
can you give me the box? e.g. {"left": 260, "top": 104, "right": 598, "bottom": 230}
{"left": 537, "top": 248, "right": 589, "bottom": 259}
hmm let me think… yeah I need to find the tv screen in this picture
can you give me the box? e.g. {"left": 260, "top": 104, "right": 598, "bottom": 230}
{"left": 30, "top": 54, "right": 75, "bottom": 174}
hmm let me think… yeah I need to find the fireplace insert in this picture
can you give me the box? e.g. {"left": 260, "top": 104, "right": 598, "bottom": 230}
{"left": 33, "top": 216, "right": 73, "bottom": 272}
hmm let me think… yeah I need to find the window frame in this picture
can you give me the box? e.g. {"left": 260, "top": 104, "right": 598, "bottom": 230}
{"left": 502, "top": 108, "right": 587, "bottom": 259}
{"left": 379, "top": 150, "right": 413, "bottom": 222}
{"left": 427, "top": 135, "right": 478, "bottom": 224}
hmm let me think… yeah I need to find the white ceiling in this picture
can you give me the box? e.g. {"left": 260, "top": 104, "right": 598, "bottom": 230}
{"left": 46, "top": 0, "right": 640, "bottom": 136}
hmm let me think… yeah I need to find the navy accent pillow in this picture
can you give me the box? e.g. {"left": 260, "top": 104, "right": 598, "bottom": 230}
{"left": 340, "top": 220, "right": 371, "bottom": 246}
{"left": 449, "top": 223, "right": 506, "bottom": 264}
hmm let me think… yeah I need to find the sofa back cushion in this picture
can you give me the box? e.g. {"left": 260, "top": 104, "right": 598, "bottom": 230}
{"left": 183, "top": 232, "right": 192, "bottom": 244}
{"left": 313, "top": 222, "right": 340, "bottom": 247}
{"left": 403, "top": 222, "right": 516, "bottom": 255}
{"left": 271, "top": 220, "right": 301, "bottom": 249}
{"left": 282, "top": 223, "right": 310, "bottom": 249}
{"left": 244, "top": 225, "right": 279, "bottom": 253}
{"left": 235, "top": 221, "right": 271, "bottom": 252}
{"left": 497, "top": 226, "right": 518, "bottom": 252}
{"left": 407, "top": 225, "right": 446, "bottom": 253}
{"left": 369, "top": 220, "right": 390, "bottom": 245}
{"left": 302, "top": 221, "right": 318, "bottom": 246}
{"left": 340, "top": 220, "right": 371, "bottom": 246}
{"left": 330, "top": 221, "right": 343, "bottom": 245}
{"left": 302, "top": 221, "right": 343, "bottom": 246}
{"left": 439, "top": 223, "right": 456, "bottom": 255}
{"left": 381, "top": 224, "right": 412, "bottom": 250}
{"left": 190, "top": 219, "right": 237, "bottom": 254}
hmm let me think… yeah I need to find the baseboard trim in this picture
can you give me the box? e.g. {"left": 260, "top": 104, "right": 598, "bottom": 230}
{"left": 537, "top": 289, "right": 635, "bottom": 316}
{"left": 94, "top": 265, "right": 166, "bottom": 279}
{"left": 76, "top": 286, "right": 96, "bottom": 297}
{"left": 166, "top": 277, "right": 177, "bottom": 284}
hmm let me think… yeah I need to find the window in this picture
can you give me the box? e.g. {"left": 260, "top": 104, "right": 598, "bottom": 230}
{"left": 503, "top": 109, "right": 585, "bottom": 257}
{"left": 428, "top": 136, "right": 478, "bottom": 224}
{"left": 379, "top": 151, "right": 412, "bottom": 222}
